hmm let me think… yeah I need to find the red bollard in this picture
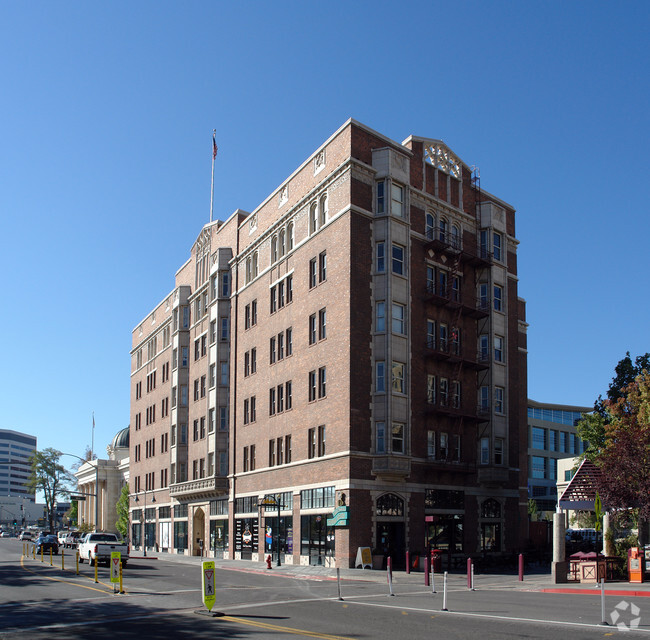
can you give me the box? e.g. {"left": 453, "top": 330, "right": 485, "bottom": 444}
{"left": 266, "top": 554, "right": 272, "bottom": 569}
{"left": 467, "top": 557, "right": 473, "bottom": 589}
{"left": 518, "top": 553, "right": 524, "bottom": 581}
{"left": 387, "top": 555, "right": 392, "bottom": 578}
{"left": 406, "top": 551, "right": 410, "bottom": 574}
{"left": 424, "top": 556, "right": 430, "bottom": 586}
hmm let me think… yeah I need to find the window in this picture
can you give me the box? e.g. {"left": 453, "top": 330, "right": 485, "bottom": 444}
{"left": 376, "top": 242, "right": 385, "bottom": 273}
{"left": 532, "top": 427, "right": 546, "bottom": 450}
{"left": 309, "top": 203, "right": 318, "bottom": 234}
{"left": 479, "top": 334, "right": 489, "bottom": 361}
{"left": 493, "top": 232, "right": 502, "bottom": 262}
{"left": 391, "top": 183, "right": 404, "bottom": 217}
{"left": 243, "top": 446, "right": 249, "bottom": 471}
{"left": 308, "top": 370, "right": 316, "bottom": 402}
{"left": 286, "top": 327, "right": 293, "bottom": 356}
{"left": 285, "top": 434, "right": 292, "bottom": 462}
{"left": 180, "top": 385, "right": 188, "bottom": 406}
{"left": 318, "top": 425, "right": 326, "bottom": 456}
{"left": 426, "top": 265, "right": 435, "bottom": 292}
{"left": 308, "top": 428, "right": 316, "bottom": 459}
{"left": 271, "top": 236, "right": 278, "bottom": 263}
{"left": 453, "top": 434, "right": 461, "bottom": 461}
{"left": 286, "top": 380, "right": 292, "bottom": 410}
{"left": 200, "top": 375, "right": 206, "bottom": 398}
{"left": 532, "top": 455, "right": 546, "bottom": 479}
{"left": 479, "top": 282, "right": 489, "bottom": 309}
{"left": 269, "top": 387, "right": 276, "bottom": 416}
{"left": 376, "top": 421, "right": 386, "bottom": 453}
{"left": 480, "top": 437, "right": 490, "bottom": 464}
{"left": 181, "top": 347, "right": 189, "bottom": 367}
{"left": 220, "top": 362, "right": 229, "bottom": 386}
{"left": 277, "top": 437, "right": 284, "bottom": 465}
{"left": 376, "top": 301, "right": 385, "bottom": 332}
{"left": 193, "top": 420, "right": 199, "bottom": 441}
{"left": 439, "top": 323, "right": 448, "bottom": 352}
{"left": 208, "top": 408, "right": 215, "bottom": 433}
{"left": 494, "top": 285, "right": 503, "bottom": 311}
{"left": 251, "top": 299, "right": 257, "bottom": 325}
{"left": 270, "top": 286, "right": 277, "bottom": 313}
{"left": 452, "top": 380, "right": 461, "bottom": 409}
{"left": 494, "top": 336, "right": 504, "bottom": 362}
{"left": 277, "top": 332, "right": 284, "bottom": 360}
{"left": 392, "top": 422, "right": 405, "bottom": 453}
{"left": 244, "top": 351, "right": 250, "bottom": 377}
{"left": 220, "top": 317, "right": 229, "bottom": 341}
{"left": 318, "top": 367, "right": 326, "bottom": 398}
{"left": 287, "top": 223, "right": 294, "bottom": 250}
{"left": 495, "top": 387, "right": 505, "bottom": 414}
{"left": 376, "top": 361, "right": 385, "bottom": 393}
{"left": 425, "top": 212, "right": 435, "bottom": 238}
{"left": 269, "top": 439, "right": 276, "bottom": 466}
{"left": 319, "top": 251, "right": 327, "bottom": 282}
{"left": 377, "top": 181, "right": 385, "bottom": 213}
{"left": 427, "top": 320, "right": 435, "bottom": 349}
{"left": 309, "top": 314, "right": 316, "bottom": 345}
{"left": 479, "top": 385, "right": 489, "bottom": 411}
{"left": 439, "top": 218, "right": 448, "bottom": 243}
{"left": 309, "top": 258, "right": 317, "bottom": 288}
{"left": 494, "top": 438, "right": 504, "bottom": 465}
{"left": 279, "top": 230, "right": 286, "bottom": 257}
{"left": 392, "top": 303, "right": 405, "bottom": 334}
{"left": 427, "top": 431, "right": 436, "bottom": 458}
{"left": 391, "top": 362, "right": 405, "bottom": 394}
{"left": 194, "top": 339, "right": 200, "bottom": 361}
{"left": 318, "top": 308, "right": 326, "bottom": 340}
{"left": 221, "top": 271, "right": 230, "bottom": 297}
{"left": 391, "top": 244, "right": 404, "bottom": 275}
{"left": 427, "top": 374, "right": 436, "bottom": 404}
{"left": 250, "top": 396, "right": 256, "bottom": 422}
{"left": 440, "top": 378, "right": 448, "bottom": 406}
{"left": 251, "top": 347, "right": 257, "bottom": 373}
{"left": 451, "top": 224, "right": 461, "bottom": 249}
{"left": 244, "top": 304, "right": 251, "bottom": 329}
{"left": 219, "top": 406, "right": 228, "bottom": 430}
{"left": 209, "top": 364, "right": 215, "bottom": 388}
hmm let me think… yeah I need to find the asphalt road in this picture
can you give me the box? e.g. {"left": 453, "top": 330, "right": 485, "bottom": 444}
{"left": 1, "top": 538, "right": 649, "bottom": 638}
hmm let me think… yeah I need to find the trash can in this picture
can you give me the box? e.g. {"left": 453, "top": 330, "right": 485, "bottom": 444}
{"left": 431, "top": 549, "right": 442, "bottom": 573}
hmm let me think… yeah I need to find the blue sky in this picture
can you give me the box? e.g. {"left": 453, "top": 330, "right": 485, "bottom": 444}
{"left": 1, "top": 1, "right": 648, "bottom": 471}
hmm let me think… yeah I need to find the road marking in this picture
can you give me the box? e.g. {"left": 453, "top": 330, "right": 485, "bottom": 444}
{"left": 221, "top": 616, "right": 352, "bottom": 639}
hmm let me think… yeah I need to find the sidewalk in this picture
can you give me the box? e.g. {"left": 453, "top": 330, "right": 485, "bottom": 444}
{"left": 127, "top": 550, "right": 650, "bottom": 596}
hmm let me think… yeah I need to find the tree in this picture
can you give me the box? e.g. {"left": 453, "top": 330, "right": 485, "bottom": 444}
{"left": 27, "top": 448, "right": 76, "bottom": 534}
{"left": 594, "top": 372, "right": 650, "bottom": 525}
{"left": 115, "top": 484, "right": 129, "bottom": 539}
{"left": 594, "top": 352, "right": 650, "bottom": 416}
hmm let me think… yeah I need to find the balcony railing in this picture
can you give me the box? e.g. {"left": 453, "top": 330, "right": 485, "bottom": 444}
{"left": 169, "top": 476, "right": 227, "bottom": 499}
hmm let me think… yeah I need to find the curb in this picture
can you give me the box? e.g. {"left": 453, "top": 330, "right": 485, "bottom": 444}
{"left": 542, "top": 588, "right": 650, "bottom": 597}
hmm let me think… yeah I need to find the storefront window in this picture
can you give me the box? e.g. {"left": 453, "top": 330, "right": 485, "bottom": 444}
{"left": 300, "top": 515, "right": 334, "bottom": 565}
{"left": 209, "top": 520, "right": 229, "bottom": 558}
{"left": 263, "top": 516, "right": 293, "bottom": 560}
{"left": 174, "top": 521, "right": 188, "bottom": 551}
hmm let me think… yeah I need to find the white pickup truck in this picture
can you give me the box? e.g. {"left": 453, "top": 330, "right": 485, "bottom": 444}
{"left": 78, "top": 532, "right": 129, "bottom": 567}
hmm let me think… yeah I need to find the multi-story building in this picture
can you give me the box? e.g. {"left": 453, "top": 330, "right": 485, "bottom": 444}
{"left": 527, "top": 399, "right": 590, "bottom": 515}
{"left": 130, "top": 119, "right": 528, "bottom": 567}
{"left": 0, "top": 429, "right": 36, "bottom": 501}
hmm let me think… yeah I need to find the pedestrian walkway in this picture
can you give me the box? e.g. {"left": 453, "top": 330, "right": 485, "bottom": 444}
{"left": 127, "top": 550, "right": 650, "bottom": 597}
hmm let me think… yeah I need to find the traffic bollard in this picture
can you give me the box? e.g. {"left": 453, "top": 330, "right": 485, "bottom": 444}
{"left": 442, "top": 571, "right": 448, "bottom": 611}
{"left": 32, "top": 544, "right": 35, "bottom": 559}
{"left": 518, "top": 553, "right": 524, "bottom": 581}
{"left": 40, "top": 546, "right": 43, "bottom": 563}
{"left": 76, "top": 551, "right": 79, "bottom": 575}
{"left": 466, "top": 558, "right": 472, "bottom": 589}
{"left": 599, "top": 578, "right": 609, "bottom": 625}
{"left": 431, "top": 563, "right": 437, "bottom": 594}
{"left": 94, "top": 558, "right": 98, "bottom": 583}
{"left": 387, "top": 564, "right": 395, "bottom": 597}
{"left": 424, "top": 556, "right": 430, "bottom": 587}
{"left": 119, "top": 562, "right": 124, "bottom": 594}
{"left": 471, "top": 562, "right": 475, "bottom": 590}
{"left": 61, "top": 549, "right": 65, "bottom": 571}
{"left": 406, "top": 550, "right": 410, "bottom": 574}
{"left": 50, "top": 548, "right": 53, "bottom": 566}
{"left": 336, "top": 567, "right": 343, "bottom": 601}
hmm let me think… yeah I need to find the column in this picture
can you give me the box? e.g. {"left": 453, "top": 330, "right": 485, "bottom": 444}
{"left": 552, "top": 510, "right": 567, "bottom": 583}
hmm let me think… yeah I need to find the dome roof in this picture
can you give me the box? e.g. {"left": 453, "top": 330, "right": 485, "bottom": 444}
{"left": 111, "top": 426, "right": 129, "bottom": 449}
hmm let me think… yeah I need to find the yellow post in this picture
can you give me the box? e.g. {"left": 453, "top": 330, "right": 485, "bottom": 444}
{"left": 76, "top": 551, "right": 79, "bottom": 575}
{"left": 49, "top": 547, "right": 53, "bottom": 565}
{"left": 61, "top": 548, "right": 65, "bottom": 571}
{"left": 119, "top": 561, "right": 124, "bottom": 594}
{"left": 22, "top": 542, "right": 25, "bottom": 557}
{"left": 40, "top": 545, "right": 43, "bottom": 563}
{"left": 32, "top": 544, "right": 35, "bottom": 559}
{"left": 94, "top": 558, "right": 98, "bottom": 583}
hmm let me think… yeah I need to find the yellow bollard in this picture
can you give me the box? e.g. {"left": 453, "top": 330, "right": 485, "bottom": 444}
{"left": 32, "top": 544, "right": 35, "bottom": 559}
{"left": 22, "top": 542, "right": 25, "bottom": 557}
{"left": 94, "top": 557, "right": 98, "bottom": 583}
{"left": 40, "top": 545, "right": 43, "bottom": 563}
{"left": 76, "top": 551, "right": 79, "bottom": 575}
{"left": 61, "top": 548, "right": 65, "bottom": 571}
{"left": 119, "top": 561, "right": 124, "bottom": 594}
{"left": 49, "top": 547, "right": 53, "bottom": 566}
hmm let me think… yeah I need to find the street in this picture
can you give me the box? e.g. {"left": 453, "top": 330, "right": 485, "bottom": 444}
{"left": 1, "top": 538, "right": 649, "bottom": 638}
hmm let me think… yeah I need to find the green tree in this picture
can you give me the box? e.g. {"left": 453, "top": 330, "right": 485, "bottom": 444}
{"left": 115, "top": 484, "right": 129, "bottom": 539}
{"left": 27, "top": 448, "right": 76, "bottom": 533}
{"left": 594, "top": 352, "right": 650, "bottom": 416}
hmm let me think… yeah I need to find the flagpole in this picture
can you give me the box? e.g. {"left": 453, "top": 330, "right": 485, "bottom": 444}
{"left": 210, "top": 129, "right": 217, "bottom": 223}
{"left": 91, "top": 413, "right": 95, "bottom": 459}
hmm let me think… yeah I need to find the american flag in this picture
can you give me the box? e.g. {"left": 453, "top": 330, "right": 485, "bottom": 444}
{"left": 212, "top": 133, "right": 218, "bottom": 160}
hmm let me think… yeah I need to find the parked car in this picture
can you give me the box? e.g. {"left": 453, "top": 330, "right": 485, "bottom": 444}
{"left": 64, "top": 531, "right": 83, "bottom": 549}
{"left": 35, "top": 534, "right": 59, "bottom": 555}
{"left": 78, "top": 532, "right": 128, "bottom": 567}
{"left": 0, "top": 531, "right": 11, "bottom": 538}
{"left": 19, "top": 531, "right": 33, "bottom": 541}
{"left": 57, "top": 531, "right": 70, "bottom": 546}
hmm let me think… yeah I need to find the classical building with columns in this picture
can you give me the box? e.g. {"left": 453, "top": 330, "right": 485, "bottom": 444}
{"left": 75, "top": 427, "right": 129, "bottom": 533}
{"left": 130, "top": 119, "right": 528, "bottom": 567}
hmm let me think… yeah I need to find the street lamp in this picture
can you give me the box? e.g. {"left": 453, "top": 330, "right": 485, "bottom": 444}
{"left": 259, "top": 495, "right": 282, "bottom": 567}
{"left": 62, "top": 453, "right": 99, "bottom": 530}
{"left": 134, "top": 490, "right": 155, "bottom": 556}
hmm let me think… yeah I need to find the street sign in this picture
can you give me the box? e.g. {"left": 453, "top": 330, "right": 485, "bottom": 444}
{"left": 110, "top": 552, "right": 121, "bottom": 583}
{"left": 202, "top": 561, "right": 216, "bottom": 611}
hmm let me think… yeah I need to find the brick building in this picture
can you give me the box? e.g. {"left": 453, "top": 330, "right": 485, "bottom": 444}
{"left": 129, "top": 119, "right": 528, "bottom": 568}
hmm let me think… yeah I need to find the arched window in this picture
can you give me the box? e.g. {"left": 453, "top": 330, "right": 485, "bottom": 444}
{"left": 481, "top": 498, "right": 501, "bottom": 519}
{"left": 319, "top": 194, "right": 328, "bottom": 227}
{"left": 287, "top": 222, "right": 294, "bottom": 250}
{"left": 376, "top": 493, "right": 404, "bottom": 517}
{"left": 271, "top": 236, "right": 278, "bottom": 263}
{"left": 252, "top": 251, "right": 258, "bottom": 278}
{"left": 279, "top": 230, "right": 286, "bottom": 257}
{"left": 425, "top": 213, "right": 435, "bottom": 239}
{"left": 451, "top": 224, "right": 461, "bottom": 249}
{"left": 439, "top": 218, "right": 448, "bottom": 243}
{"left": 309, "top": 203, "right": 318, "bottom": 235}
{"left": 245, "top": 257, "right": 252, "bottom": 284}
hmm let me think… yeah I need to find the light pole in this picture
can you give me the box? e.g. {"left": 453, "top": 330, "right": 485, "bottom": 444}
{"left": 62, "top": 453, "right": 99, "bottom": 530}
{"left": 259, "top": 495, "right": 282, "bottom": 567}
{"left": 135, "top": 490, "right": 155, "bottom": 556}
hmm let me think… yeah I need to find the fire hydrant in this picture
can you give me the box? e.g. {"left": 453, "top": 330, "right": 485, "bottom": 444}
{"left": 266, "top": 554, "right": 272, "bottom": 569}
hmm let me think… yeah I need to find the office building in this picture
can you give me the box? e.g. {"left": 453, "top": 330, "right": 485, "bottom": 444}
{"left": 0, "top": 429, "right": 36, "bottom": 501}
{"left": 130, "top": 119, "right": 528, "bottom": 567}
